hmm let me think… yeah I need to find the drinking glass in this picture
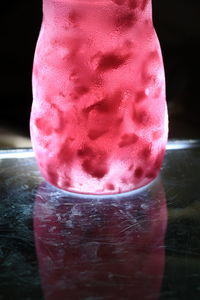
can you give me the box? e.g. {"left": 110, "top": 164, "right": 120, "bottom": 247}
{"left": 30, "top": 0, "right": 168, "bottom": 194}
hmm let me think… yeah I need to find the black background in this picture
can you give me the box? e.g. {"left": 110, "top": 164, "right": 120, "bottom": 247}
{"left": 1, "top": 0, "right": 200, "bottom": 139}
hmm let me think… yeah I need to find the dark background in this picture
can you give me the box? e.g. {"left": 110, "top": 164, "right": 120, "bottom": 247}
{"left": 1, "top": 0, "right": 200, "bottom": 145}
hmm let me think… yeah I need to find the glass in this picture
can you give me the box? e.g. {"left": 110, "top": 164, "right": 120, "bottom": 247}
{"left": 1, "top": 140, "right": 200, "bottom": 299}
{"left": 30, "top": 0, "right": 168, "bottom": 195}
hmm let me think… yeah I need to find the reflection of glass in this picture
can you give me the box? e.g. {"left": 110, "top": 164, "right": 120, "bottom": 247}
{"left": 30, "top": 0, "right": 168, "bottom": 195}
{"left": 34, "top": 178, "right": 167, "bottom": 300}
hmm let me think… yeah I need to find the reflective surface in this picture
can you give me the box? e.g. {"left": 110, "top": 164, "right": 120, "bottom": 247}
{"left": 0, "top": 140, "right": 200, "bottom": 300}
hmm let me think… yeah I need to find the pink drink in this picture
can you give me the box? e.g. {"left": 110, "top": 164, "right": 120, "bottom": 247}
{"left": 30, "top": 0, "right": 168, "bottom": 194}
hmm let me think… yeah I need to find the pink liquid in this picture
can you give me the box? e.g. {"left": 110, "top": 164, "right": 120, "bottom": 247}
{"left": 30, "top": 0, "right": 168, "bottom": 194}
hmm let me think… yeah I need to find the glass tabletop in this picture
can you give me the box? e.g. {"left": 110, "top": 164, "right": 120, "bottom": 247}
{"left": 0, "top": 140, "right": 200, "bottom": 300}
